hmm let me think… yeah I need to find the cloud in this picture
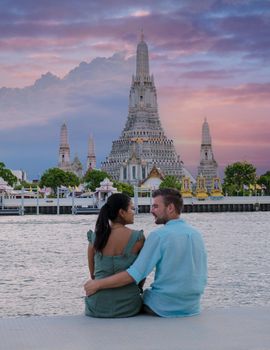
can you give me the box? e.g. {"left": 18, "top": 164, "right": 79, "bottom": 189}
{"left": 1, "top": 0, "right": 270, "bottom": 88}
{"left": 155, "top": 81, "right": 270, "bottom": 176}
{"left": 0, "top": 53, "right": 133, "bottom": 130}
{"left": 131, "top": 10, "right": 151, "bottom": 17}
{"left": 180, "top": 69, "right": 241, "bottom": 80}
{"left": 1, "top": 1, "right": 268, "bottom": 59}
{"left": 0, "top": 52, "right": 134, "bottom": 177}
{"left": 1, "top": 0, "right": 270, "bottom": 178}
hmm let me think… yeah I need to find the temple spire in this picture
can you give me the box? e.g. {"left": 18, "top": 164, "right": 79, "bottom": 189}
{"left": 58, "top": 122, "right": 71, "bottom": 170}
{"left": 136, "top": 31, "right": 149, "bottom": 77}
{"left": 141, "top": 28, "right": 144, "bottom": 42}
{"left": 202, "top": 118, "right": 212, "bottom": 145}
{"left": 87, "top": 135, "right": 96, "bottom": 170}
{"left": 197, "top": 119, "right": 218, "bottom": 191}
{"left": 60, "top": 122, "right": 68, "bottom": 146}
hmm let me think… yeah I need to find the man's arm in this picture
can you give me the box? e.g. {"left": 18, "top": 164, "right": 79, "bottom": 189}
{"left": 84, "top": 271, "right": 134, "bottom": 296}
{"left": 84, "top": 230, "right": 161, "bottom": 296}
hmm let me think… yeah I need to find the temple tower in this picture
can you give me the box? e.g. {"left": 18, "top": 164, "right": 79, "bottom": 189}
{"left": 102, "top": 33, "right": 191, "bottom": 185}
{"left": 58, "top": 123, "right": 83, "bottom": 178}
{"left": 86, "top": 136, "right": 96, "bottom": 170}
{"left": 58, "top": 123, "right": 71, "bottom": 171}
{"left": 197, "top": 118, "right": 218, "bottom": 191}
{"left": 71, "top": 154, "right": 83, "bottom": 178}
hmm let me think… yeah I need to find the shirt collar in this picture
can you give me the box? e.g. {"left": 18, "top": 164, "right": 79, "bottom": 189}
{"left": 165, "top": 218, "right": 184, "bottom": 226}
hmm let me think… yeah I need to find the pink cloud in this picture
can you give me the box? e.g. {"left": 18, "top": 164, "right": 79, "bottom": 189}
{"left": 180, "top": 69, "right": 244, "bottom": 80}
{"left": 155, "top": 81, "right": 270, "bottom": 175}
{"left": 131, "top": 10, "right": 151, "bottom": 17}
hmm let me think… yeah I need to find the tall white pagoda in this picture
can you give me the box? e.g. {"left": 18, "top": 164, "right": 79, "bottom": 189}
{"left": 197, "top": 118, "right": 218, "bottom": 191}
{"left": 58, "top": 123, "right": 83, "bottom": 178}
{"left": 101, "top": 33, "right": 192, "bottom": 185}
{"left": 86, "top": 136, "right": 96, "bottom": 171}
{"left": 58, "top": 123, "right": 71, "bottom": 171}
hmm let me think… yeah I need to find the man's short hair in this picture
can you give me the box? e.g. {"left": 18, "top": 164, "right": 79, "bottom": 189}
{"left": 152, "top": 188, "right": 183, "bottom": 214}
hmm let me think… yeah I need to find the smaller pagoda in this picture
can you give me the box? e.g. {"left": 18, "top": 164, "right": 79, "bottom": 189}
{"left": 181, "top": 177, "right": 193, "bottom": 198}
{"left": 210, "top": 177, "right": 223, "bottom": 198}
{"left": 195, "top": 174, "right": 208, "bottom": 200}
{"left": 94, "top": 178, "right": 118, "bottom": 208}
{"left": 141, "top": 165, "right": 164, "bottom": 190}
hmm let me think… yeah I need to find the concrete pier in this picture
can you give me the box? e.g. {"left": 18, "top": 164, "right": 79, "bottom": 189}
{"left": 0, "top": 307, "right": 269, "bottom": 350}
{"left": 1, "top": 196, "right": 270, "bottom": 214}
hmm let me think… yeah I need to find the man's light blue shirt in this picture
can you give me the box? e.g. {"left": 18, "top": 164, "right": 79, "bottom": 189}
{"left": 127, "top": 218, "right": 207, "bottom": 317}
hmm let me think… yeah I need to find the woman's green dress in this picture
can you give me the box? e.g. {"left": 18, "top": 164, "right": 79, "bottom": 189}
{"left": 85, "top": 229, "right": 144, "bottom": 318}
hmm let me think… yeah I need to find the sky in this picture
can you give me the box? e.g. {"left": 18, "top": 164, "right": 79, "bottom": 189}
{"left": 0, "top": 0, "right": 269, "bottom": 180}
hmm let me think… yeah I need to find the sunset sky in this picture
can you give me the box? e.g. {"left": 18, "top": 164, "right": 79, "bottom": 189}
{"left": 0, "top": 0, "right": 269, "bottom": 180}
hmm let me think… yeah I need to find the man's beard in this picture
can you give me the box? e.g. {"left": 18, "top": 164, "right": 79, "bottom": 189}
{"left": 154, "top": 216, "right": 168, "bottom": 225}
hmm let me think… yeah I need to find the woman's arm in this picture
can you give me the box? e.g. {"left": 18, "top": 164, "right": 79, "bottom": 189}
{"left": 87, "top": 243, "right": 95, "bottom": 279}
{"left": 132, "top": 237, "right": 146, "bottom": 291}
{"left": 131, "top": 237, "right": 145, "bottom": 255}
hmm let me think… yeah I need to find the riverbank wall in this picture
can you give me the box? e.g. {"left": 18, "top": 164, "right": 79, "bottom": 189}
{"left": 1, "top": 196, "right": 270, "bottom": 215}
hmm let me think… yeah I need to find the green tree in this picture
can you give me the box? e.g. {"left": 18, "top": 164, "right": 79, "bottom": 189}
{"left": 223, "top": 161, "right": 257, "bottom": 196}
{"left": 257, "top": 171, "right": 270, "bottom": 195}
{"left": 113, "top": 181, "right": 134, "bottom": 197}
{"left": 159, "top": 175, "right": 182, "bottom": 190}
{"left": 39, "top": 168, "right": 79, "bottom": 193}
{"left": 83, "top": 169, "right": 111, "bottom": 191}
{"left": 65, "top": 171, "right": 80, "bottom": 187}
{"left": 0, "top": 162, "right": 17, "bottom": 186}
{"left": 14, "top": 181, "right": 39, "bottom": 191}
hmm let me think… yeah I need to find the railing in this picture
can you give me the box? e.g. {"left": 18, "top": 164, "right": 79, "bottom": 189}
{"left": 1, "top": 186, "right": 270, "bottom": 215}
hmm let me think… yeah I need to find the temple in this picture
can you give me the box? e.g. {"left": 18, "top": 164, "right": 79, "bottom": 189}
{"left": 101, "top": 33, "right": 193, "bottom": 186}
{"left": 86, "top": 136, "right": 96, "bottom": 171}
{"left": 58, "top": 123, "right": 71, "bottom": 172}
{"left": 197, "top": 118, "right": 218, "bottom": 191}
{"left": 58, "top": 123, "right": 83, "bottom": 178}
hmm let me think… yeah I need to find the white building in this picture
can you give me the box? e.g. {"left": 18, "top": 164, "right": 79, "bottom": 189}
{"left": 11, "top": 170, "right": 27, "bottom": 182}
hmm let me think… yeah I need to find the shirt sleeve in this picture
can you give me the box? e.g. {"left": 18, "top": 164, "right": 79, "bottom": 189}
{"left": 126, "top": 230, "right": 161, "bottom": 284}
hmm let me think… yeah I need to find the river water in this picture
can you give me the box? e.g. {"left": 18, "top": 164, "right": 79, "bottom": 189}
{"left": 0, "top": 212, "right": 269, "bottom": 317}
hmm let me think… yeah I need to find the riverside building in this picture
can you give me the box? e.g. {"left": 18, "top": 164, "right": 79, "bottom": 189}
{"left": 101, "top": 33, "right": 194, "bottom": 186}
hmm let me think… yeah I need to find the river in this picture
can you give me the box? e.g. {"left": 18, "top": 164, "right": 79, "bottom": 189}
{"left": 0, "top": 212, "right": 269, "bottom": 317}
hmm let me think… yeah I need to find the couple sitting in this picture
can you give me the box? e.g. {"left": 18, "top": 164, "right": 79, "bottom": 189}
{"left": 84, "top": 188, "right": 207, "bottom": 318}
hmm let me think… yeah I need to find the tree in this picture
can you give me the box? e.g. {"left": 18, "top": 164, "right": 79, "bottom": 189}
{"left": 223, "top": 161, "right": 257, "bottom": 196}
{"left": 113, "top": 181, "right": 134, "bottom": 197}
{"left": 14, "top": 180, "right": 39, "bottom": 191}
{"left": 83, "top": 169, "right": 111, "bottom": 191}
{"left": 65, "top": 171, "right": 80, "bottom": 187}
{"left": 257, "top": 171, "right": 270, "bottom": 195}
{"left": 0, "top": 162, "right": 17, "bottom": 186}
{"left": 39, "top": 168, "right": 80, "bottom": 193}
{"left": 159, "top": 175, "right": 181, "bottom": 190}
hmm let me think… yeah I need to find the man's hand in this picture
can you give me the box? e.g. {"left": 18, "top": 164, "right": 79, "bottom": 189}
{"left": 84, "top": 279, "right": 100, "bottom": 296}
{"left": 84, "top": 271, "right": 134, "bottom": 296}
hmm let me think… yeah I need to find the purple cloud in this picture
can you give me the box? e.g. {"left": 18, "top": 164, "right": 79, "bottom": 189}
{"left": 1, "top": 0, "right": 270, "bottom": 178}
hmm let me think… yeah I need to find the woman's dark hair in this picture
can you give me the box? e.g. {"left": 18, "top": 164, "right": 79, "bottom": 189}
{"left": 94, "top": 193, "right": 131, "bottom": 252}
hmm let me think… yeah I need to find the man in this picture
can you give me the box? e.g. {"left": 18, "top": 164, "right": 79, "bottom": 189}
{"left": 84, "top": 188, "right": 207, "bottom": 317}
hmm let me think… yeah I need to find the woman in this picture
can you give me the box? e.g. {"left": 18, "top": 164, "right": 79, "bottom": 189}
{"left": 85, "top": 193, "right": 145, "bottom": 318}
